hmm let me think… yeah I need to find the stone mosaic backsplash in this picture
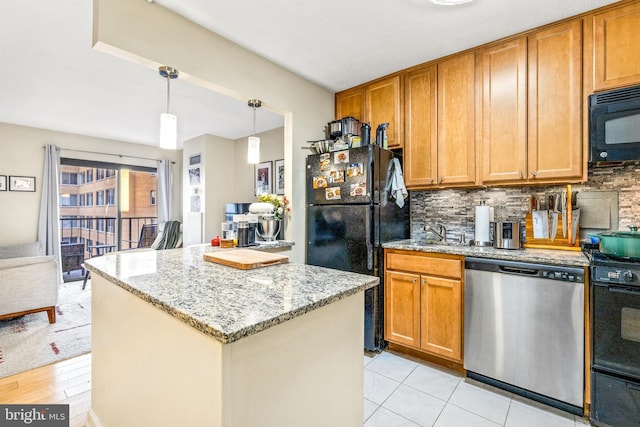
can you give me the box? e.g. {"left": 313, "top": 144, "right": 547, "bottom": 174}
{"left": 410, "top": 162, "right": 640, "bottom": 243}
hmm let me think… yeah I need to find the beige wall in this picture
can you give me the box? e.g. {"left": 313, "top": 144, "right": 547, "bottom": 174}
{"left": 0, "top": 122, "right": 182, "bottom": 246}
{"left": 93, "top": 0, "right": 334, "bottom": 263}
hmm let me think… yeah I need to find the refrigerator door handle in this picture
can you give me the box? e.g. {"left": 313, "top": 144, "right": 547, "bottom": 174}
{"left": 366, "top": 208, "right": 373, "bottom": 270}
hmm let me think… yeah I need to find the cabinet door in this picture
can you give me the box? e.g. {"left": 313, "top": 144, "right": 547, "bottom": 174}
{"left": 528, "top": 20, "right": 583, "bottom": 181}
{"left": 404, "top": 65, "right": 437, "bottom": 188}
{"left": 365, "top": 75, "right": 402, "bottom": 149}
{"left": 384, "top": 270, "right": 421, "bottom": 348}
{"left": 335, "top": 87, "right": 364, "bottom": 122}
{"left": 420, "top": 276, "right": 462, "bottom": 362}
{"left": 594, "top": 2, "right": 640, "bottom": 91}
{"left": 437, "top": 52, "right": 477, "bottom": 185}
{"left": 481, "top": 38, "right": 528, "bottom": 183}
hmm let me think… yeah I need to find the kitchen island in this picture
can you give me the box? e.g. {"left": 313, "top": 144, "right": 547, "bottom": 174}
{"left": 84, "top": 245, "right": 378, "bottom": 427}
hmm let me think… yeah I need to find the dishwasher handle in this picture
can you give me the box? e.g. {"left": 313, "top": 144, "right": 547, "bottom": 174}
{"left": 498, "top": 265, "right": 540, "bottom": 276}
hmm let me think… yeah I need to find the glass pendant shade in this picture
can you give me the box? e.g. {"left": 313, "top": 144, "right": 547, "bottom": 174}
{"left": 160, "top": 113, "right": 178, "bottom": 150}
{"left": 428, "top": 0, "right": 472, "bottom": 4}
{"left": 247, "top": 136, "right": 260, "bottom": 164}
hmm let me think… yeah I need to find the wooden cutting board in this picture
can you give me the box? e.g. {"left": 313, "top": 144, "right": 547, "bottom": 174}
{"left": 203, "top": 249, "right": 289, "bottom": 270}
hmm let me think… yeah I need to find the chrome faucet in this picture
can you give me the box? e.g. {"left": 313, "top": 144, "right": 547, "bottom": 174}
{"left": 424, "top": 223, "right": 447, "bottom": 242}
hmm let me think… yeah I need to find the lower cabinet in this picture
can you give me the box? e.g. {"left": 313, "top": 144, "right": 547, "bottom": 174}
{"left": 384, "top": 249, "right": 463, "bottom": 363}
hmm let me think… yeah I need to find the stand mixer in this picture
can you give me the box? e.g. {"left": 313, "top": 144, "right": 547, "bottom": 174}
{"left": 249, "top": 202, "right": 280, "bottom": 242}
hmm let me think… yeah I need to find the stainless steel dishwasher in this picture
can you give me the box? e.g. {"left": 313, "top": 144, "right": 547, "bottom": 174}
{"left": 464, "top": 257, "right": 584, "bottom": 413}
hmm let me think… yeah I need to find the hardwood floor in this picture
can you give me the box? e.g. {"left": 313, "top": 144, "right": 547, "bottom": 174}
{"left": 0, "top": 353, "right": 91, "bottom": 427}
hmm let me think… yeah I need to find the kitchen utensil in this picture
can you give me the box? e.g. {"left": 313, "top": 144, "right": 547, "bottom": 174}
{"left": 256, "top": 215, "right": 280, "bottom": 242}
{"left": 550, "top": 194, "right": 559, "bottom": 241}
{"left": 375, "top": 123, "right": 389, "bottom": 149}
{"left": 562, "top": 192, "right": 568, "bottom": 238}
{"left": 203, "top": 249, "right": 289, "bottom": 270}
{"left": 328, "top": 120, "right": 342, "bottom": 139}
{"left": 598, "top": 228, "right": 640, "bottom": 260}
{"left": 571, "top": 208, "right": 580, "bottom": 245}
{"left": 340, "top": 116, "right": 360, "bottom": 136}
{"left": 361, "top": 122, "right": 371, "bottom": 145}
{"left": 532, "top": 210, "right": 549, "bottom": 239}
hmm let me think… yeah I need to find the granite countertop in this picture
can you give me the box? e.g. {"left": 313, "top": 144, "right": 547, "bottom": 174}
{"left": 383, "top": 239, "right": 589, "bottom": 267}
{"left": 85, "top": 245, "right": 377, "bottom": 344}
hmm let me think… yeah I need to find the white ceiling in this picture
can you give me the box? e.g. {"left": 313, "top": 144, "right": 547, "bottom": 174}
{"left": 0, "top": 0, "right": 620, "bottom": 147}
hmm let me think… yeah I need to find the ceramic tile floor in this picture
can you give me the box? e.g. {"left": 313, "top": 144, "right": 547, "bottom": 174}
{"left": 363, "top": 351, "right": 593, "bottom": 427}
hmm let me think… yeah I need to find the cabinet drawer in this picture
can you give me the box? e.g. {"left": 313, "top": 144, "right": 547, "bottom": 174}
{"left": 386, "top": 252, "right": 462, "bottom": 279}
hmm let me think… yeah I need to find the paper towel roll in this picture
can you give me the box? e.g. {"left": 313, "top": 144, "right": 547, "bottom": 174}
{"left": 475, "top": 206, "right": 493, "bottom": 244}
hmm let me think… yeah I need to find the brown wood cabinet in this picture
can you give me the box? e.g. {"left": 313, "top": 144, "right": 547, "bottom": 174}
{"left": 481, "top": 38, "right": 528, "bottom": 183}
{"left": 335, "top": 87, "right": 364, "bottom": 123}
{"left": 404, "top": 65, "right": 437, "bottom": 187}
{"left": 437, "top": 52, "right": 477, "bottom": 186}
{"left": 593, "top": 1, "right": 640, "bottom": 91}
{"left": 335, "top": 75, "right": 402, "bottom": 148}
{"left": 528, "top": 20, "right": 583, "bottom": 182}
{"left": 365, "top": 75, "right": 402, "bottom": 149}
{"left": 384, "top": 250, "right": 463, "bottom": 363}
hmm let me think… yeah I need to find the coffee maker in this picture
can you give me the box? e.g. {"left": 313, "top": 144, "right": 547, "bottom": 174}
{"left": 232, "top": 214, "right": 257, "bottom": 247}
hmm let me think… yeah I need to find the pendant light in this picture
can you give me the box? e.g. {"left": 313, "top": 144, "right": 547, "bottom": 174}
{"left": 427, "top": 0, "right": 473, "bottom": 5}
{"left": 159, "top": 66, "right": 179, "bottom": 150}
{"left": 247, "top": 99, "right": 262, "bottom": 164}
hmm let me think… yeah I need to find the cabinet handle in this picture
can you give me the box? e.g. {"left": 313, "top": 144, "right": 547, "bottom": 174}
{"left": 439, "top": 177, "right": 444, "bottom": 184}
{"left": 529, "top": 171, "right": 537, "bottom": 178}
{"left": 412, "top": 278, "right": 417, "bottom": 284}
{"left": 429, "top": 178, "right": 434, "bottom": 184}
{"left": 519, "top": 171, "right": 523, "bottom": 179}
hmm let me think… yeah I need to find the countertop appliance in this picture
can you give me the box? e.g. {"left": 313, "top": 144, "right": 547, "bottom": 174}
{"left": 306, "top": 145, "right": 410, "bottom": 351}
{"left": 464, "top": 257, "right": 584, "bottom": 414}
{"left": 590, "top": 84, "right": 640, "bottom": 164}
{"left": 493, "top": 221, "right": 522, "bottom": 249}
{"left": 587, "top": 246, "right": 640, "bottom": 427}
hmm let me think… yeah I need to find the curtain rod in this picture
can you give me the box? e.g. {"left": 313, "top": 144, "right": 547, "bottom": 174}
{"left": 46, "top": 146, "right": 176, "bottom": 164}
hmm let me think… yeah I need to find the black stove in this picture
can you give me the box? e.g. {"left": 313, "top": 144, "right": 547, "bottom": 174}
{"left": 585, "top": 243, "right": 640, "bottom": 427}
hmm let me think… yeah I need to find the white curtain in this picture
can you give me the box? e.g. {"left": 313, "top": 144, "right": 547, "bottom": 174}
{"left": 38, "top": 144, "right": 62, "bottom": 284}
{"left": 157, "top": 159, "right": 173, "bottom": 224}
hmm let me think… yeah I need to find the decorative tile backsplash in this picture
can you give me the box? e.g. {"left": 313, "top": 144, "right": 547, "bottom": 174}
{"left": 410, "top": 162, "right": 640, "bottom": 242}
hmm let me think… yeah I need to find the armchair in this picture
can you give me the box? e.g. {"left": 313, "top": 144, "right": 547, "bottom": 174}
{"left": 0, "top": 242, "right": 59, "bottom": 323}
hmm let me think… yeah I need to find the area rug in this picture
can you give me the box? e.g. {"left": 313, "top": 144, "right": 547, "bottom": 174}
{"left": 0, "top": 281, "right": 91, "bottom": 379}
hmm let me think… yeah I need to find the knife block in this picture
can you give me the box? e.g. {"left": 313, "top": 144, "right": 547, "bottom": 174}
{"left": 524, "top": 212, "right": 580, "bottom": 251}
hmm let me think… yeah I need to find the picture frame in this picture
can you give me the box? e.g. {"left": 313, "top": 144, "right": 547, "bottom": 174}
{"left": 0, "top": 175, "right": 6, "bottom": 191}
{"left": 255, "top": 161, "right": 272, "bottom": 196}
{"left": 9, "top": 176, "right": 35, "bottom": 192}
{"left": 274, "top": 159, "right": 285, "bottom": 195}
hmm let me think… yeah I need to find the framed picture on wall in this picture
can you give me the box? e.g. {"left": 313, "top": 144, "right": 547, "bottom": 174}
{"left": 255, "top": 161, "right": 272, "bottom": 196}
{"left": 0, "top": 175, "right": 6, "bottom": 191}
{"left": 274, "top": 159, "right": 285, "bottom": 195}
{"left": 9, "top": 176, "right": 35, "bottom": 192}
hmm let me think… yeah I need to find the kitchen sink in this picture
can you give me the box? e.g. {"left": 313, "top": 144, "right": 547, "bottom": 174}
{"left": 406, "top": 239, "right": 467, "bottom": 247}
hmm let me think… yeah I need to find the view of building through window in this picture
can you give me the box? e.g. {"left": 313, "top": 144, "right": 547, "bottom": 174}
{"left": 59, "top": 164, "right": 158, "bottom": 281}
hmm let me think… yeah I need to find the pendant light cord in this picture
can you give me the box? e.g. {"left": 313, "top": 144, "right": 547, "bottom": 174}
{"left": 166, "top": 76, "right": 171, "bottom": 114}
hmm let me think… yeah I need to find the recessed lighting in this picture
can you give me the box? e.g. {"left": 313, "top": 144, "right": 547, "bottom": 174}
{"left": 427, "top": 0, "right": 473, "bottom": 5}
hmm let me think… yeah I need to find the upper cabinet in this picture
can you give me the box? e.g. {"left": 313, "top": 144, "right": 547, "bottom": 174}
{"left": 593, "top": 1, "right": 640, "bottom": 91}
{"left": 335, "top": 75, "right": 403, "bottom": 149}
{"left": 365, "top": 75, "right": 403, "bottom": 149}
{"left": 481, "top": 38, "right": 528, "bottom": 183}
{"left": 404, "top": 65, "right": 437, "bottom": 187}
{"left": 528, "top": 20, "right": 583, "bottom": 181}
{"left": 335, "top": 87, "right": 364, "bottom": 123}
{"left": 437, "top": 52, "right": 477, "bottom": 186}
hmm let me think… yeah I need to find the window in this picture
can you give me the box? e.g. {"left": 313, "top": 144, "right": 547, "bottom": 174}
{"left": 77, "top": 172, "right": 85, "bottom": 185}
{"left": 96, "top": 190, "right": 105, "bottom": 206}
{"left": 106, "top": 188, "right": 115, "bottom": 205}
{"left": 60, "top": 172, "right": 78, "bottom": 185}
{"left": 86, "top": 219, "right": 93, "bottom": 230}
{"left": 96, "top": 169, "right": 105, "bottom": 180}
{"left": 60, "top": 194, "right": 78, "bottom": 207}
{"left": 86, "top": 169, "right": 93, "bottom": 183}
{"left": 150, "top": 190, "right": 157, "bottom": 206}
{"left": 97, "top": 219, "right": 105, "bottom": 232}
{"left": 106, "top": 169, "right": 116, "bottom": 178}
{"left": 61, "top": 216, "right": 78, "bottom": 229}
{"left": 79, "top": 194, "right": 85, "bottom": 207}
{"left": 106, "top": 219, "right": 116, "bottom": 234}
{"left": 86, "top": 192, "right": 93, "bottom": 206}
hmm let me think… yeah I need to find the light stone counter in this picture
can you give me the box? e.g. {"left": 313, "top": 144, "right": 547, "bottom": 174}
{"left": 85, "top": 245, "right": 376, "bottom": 427}
{"left": 85, "top": 244, "right": 377, "bottom": 344}
{"left": 383, "top": 239, "right": 589, "bottom": 267}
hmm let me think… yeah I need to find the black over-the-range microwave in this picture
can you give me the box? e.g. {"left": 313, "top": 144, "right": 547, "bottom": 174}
{"left": 590, "top": 84, "right": 640, "bottom": 164}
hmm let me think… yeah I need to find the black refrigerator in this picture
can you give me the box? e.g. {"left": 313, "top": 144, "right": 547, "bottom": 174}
{"left": 306, "top": 145, "right": 410, "bottom": 351}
